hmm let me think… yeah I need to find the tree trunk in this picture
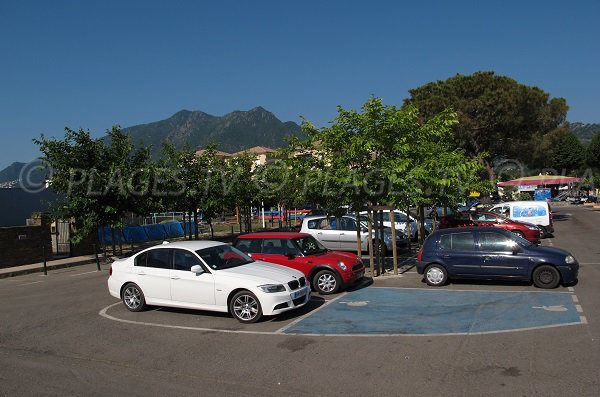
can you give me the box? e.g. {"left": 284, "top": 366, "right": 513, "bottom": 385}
{"left": 194, "top": 209, "right": 199, "bottom": 240}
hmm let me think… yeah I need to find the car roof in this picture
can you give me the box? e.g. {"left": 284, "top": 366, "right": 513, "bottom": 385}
{"left": 432, "top": 226, "right": 511, "bottom": 234}
{"left": 146, "top": 240, "right": 226, "bottom": 250}
{"left": 237, "top": 232, "right": 311, "bottom": 239}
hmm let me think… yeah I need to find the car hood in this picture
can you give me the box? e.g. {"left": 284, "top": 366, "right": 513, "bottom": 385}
{"left": 316, "top": 250, "right": 361, "bottom": 263}
{"left": 526, "top": 244, "right": 571, "bottom": 258}
{"left": 219, "top": 261, "right": 304, "bottom": 284}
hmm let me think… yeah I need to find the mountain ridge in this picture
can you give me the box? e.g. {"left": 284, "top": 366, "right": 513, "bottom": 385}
{"left": 1, "top": 107, "right": 304, "bottom": 186}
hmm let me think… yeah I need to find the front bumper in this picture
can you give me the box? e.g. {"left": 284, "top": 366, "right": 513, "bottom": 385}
{"left": 557, "top": 263, "right": 579, "bottom": 285}
{"left": 261, "top": 285, "right": 311, "bottom": 316}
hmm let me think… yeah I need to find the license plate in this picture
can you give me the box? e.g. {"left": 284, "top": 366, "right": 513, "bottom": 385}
{"left": 291, "top": 287, "right": 307, "bottom": 299}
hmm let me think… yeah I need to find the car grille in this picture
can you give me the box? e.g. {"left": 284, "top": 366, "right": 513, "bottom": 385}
{"left": 352, "top": 263, "right": 364, "bottom": 271}
{"left": 288, "top": 277, "right": 306, "bottom": 290}
{"left": 292, "top": 296, "right": 305, "bottom": 306}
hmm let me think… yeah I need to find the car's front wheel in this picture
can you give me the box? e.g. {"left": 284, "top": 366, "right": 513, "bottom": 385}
{"left": 230, "top": 290, "right": 263, "bottom": 323}
{"left": 122, "top": 283, "right": 146, "bottom": 312}
{"left": 512, "top": 230, "right": 525, "bottom": 239}
{"left": 532, "top": 265, "right": 560, "bottom": 289}
{"left": 313, "top": 269, "right": 341, "bottom": 294}
{"left": 424, "top": 264, "right": 448, "bottom": 287}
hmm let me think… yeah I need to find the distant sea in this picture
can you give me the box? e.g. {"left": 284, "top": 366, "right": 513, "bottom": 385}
{"left": 0, "top": 188, "right": 58, "bottom": 227}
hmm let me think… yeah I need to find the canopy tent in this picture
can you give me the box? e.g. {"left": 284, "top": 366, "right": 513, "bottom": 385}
{"left": 497, "top": 175, "right": 582, "bottom": 187}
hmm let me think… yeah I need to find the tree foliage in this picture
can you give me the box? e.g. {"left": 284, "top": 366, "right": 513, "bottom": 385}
{"left": 551, "top": 131, "right": 585, "bottom": 175}
{"left": 585, "top": 131, "right": 600, "bottom": 169}
{"left": 34, "top": 126, "right": 154, "bottom": 243}
{"left": 404, "top": 71, "right": 568, "bottom": 181}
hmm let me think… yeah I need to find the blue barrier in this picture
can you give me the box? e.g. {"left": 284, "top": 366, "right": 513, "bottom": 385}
{"left": 164, "top": 222, "right": 184, "bottom": 238}
{"left": 97, "top": 227, "right": 124, "bottom": 245}
{"left": 144, "top": 224, "right": 168, "bottom": 241}
{"left": 181, "top": 221, "right": 197, "bottom": 236}
{"left": 121, "top": 225, "right": 149, "bottom": 243}
{"left": 98, "top": 221, "right": 200, "bottom": 246}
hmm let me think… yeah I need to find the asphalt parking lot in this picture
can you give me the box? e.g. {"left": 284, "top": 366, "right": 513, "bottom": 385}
{"left": 1, "top": 205, "right": 599, "bottom": 396}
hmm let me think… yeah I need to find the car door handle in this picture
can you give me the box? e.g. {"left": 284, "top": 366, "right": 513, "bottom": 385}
{"left": 255, "top": 257, "right": 266, "bottom": 261}
{"left": 483, "top": 256, "right": 493, "bottom": 261}
{"left": 317, "top": 232, "right": 323, "bottom": 235}
{"left": 137, "top": 271, "right": 146, "bottom": 275}
{"left": 170, "top": 275, "right": 180, "bottom": 280}
{"left": 442, "top": 254, "right": 451, "bottom": 259}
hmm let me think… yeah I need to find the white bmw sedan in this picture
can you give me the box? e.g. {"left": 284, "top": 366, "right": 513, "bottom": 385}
{"left": 108, "top": 240, "right": 311, "bottom": 323}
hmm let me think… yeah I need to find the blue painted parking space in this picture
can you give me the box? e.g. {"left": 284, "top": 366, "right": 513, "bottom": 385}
{"left": 283, "top": 287, "right": 583, "bottom": 335}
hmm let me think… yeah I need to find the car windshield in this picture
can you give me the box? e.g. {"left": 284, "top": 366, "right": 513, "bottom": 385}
{"left": 294, "top": 236, "right": 328, "bottom": 255}
{"left": 196, "top": 245, "right": 254, "bottom": 270}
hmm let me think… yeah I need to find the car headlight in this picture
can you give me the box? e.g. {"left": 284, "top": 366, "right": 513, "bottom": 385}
{"left": 526, "top": 225, "right": 538, "bottom": 231}
{"left": 337, "top": 260, "right": 347, "bottom": 271}
{"left": 258, "top": 284, "right": 286, "bottom": 293}
{"left": 565, "top": 255, "right": 576, "bottom": 265}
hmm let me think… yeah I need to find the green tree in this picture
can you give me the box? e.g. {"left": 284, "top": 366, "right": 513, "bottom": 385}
{"left": 585, "top": 131, "right": 600, "bottom": 169}
{"left": 551, "top": 131, "right": 585, "bottom": 175}
{"left": 34, "top": 126, "right": 154, "bottom": 245}
{"left": 224, "top": 153, "right": 259, "bottom": 232}
{"left": 404, "top": 71, "right": 568, "bottom": 181}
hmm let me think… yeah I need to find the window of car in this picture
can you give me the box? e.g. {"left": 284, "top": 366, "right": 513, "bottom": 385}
{"left": 173, "top": 249, "right": 203, "bottom": 271}
{"left": 478, "top": 232, "right": 515, "bottom": 253}
{"left": 340, "top": 217, "right": 357, "bottom": 231}
{"left": 234, "top": 238, "right": 262, "bottom": 254}
{"left": 145, "top": 248, "right": 172, "bottom": 269}
{"left": 134, "top": 252, "right": 148, "bottom": 267}
{"left": 196, "top": 245, "right": 254, "bottom": 270}
{"left": 474, "top": 213, "right": 497, "bottom": 222}
{"left": 439, "top": 232, "right": 476, "bottom": 251}
{"left": 261, "top": 238, "right": 296, "bottom": 255}
{"left": 393, "top": 213, "right": 409, "bottom": 223}
{"left": 307, "top": 217, "right": 335, "bottom": 230}
{"left": 294, "top": 235, "right": 327, "bottom": 255}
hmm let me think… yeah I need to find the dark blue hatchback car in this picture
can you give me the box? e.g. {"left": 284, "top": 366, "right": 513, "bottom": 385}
{"left": 416, "top": 227, "right": 578, "bottom": 289}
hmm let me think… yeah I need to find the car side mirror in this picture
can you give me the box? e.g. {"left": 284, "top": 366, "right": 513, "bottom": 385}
{"left": 190, "top": 265, "right": 204, "bottom": 274}
{"left": 285, "top": 252, "right": 296, "bottom": 259}
{"left": 511, "top": 244, "right": 520, "bottom": 255}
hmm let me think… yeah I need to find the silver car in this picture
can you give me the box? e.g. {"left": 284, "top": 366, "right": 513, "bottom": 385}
{"left": 299, "top": 214, "right": 407, "bottom": 256}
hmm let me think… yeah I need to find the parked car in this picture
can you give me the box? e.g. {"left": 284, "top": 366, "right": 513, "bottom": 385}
{"left": 300, "top": 214, "right": 407, "bottom": 257}
{"left": 359, "top": 210, "right": 435, "bottom": 240}
{"left": 107, "top": 240, "right": 310, "bottom": 323}
{"left": 488, "top": 201, "right": 554, "bottom": 237}
{"left": 233, "top": 232, "right": 365, "bottom": 294}
{"left": 416, "top": 227, "right": 578, "bottom": 289}
{"left": 440, "top": 211, "right": 541, "bottom": 243}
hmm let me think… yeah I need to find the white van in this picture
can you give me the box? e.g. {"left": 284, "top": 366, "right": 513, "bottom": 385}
{"left": 489, "top": 201, "right": 554, "bottom": 237}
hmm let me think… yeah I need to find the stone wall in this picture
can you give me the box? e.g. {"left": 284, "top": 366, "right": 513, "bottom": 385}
{"left": 0, "top": 225, "right": 52, "bottom": 269}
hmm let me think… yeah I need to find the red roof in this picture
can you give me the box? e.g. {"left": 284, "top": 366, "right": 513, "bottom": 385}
{"left": 497, "top": 175, "right": 582, "bottom": 186}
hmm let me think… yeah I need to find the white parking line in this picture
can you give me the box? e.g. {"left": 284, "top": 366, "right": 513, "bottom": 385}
{"left": 69, "top": 270, "right": 101, "bottom": 277}
{"left": 572, "top": 295, "right": 579, "bottom": 303}
{"left": 16, "top": 281, "right": 44, "bottom": 286}
{"left": 274, "top": 294, "right": 346, "bottom": 334}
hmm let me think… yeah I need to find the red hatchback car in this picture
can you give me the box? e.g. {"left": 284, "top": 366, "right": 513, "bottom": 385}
{"left": 233, "top": 232, "right": 365, "bottom": 294}
{"left": 440, "top": 211, "right": 541, "bottom": 243}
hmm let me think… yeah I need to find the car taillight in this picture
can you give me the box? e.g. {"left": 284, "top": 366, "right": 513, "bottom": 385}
{"left": 109, "top": 266, "right": 112, "bottom": 276}
{"left": 417, "top": 247, "right": 423, "bottom": 262}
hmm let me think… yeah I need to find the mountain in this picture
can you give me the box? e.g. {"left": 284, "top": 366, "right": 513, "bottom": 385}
{"left": 571, "top": 122, "right": 600, "bottom": 144}
{"left": 0, "top": 107, "right": 304, "bottom": 186}
{"left": 121, "top": 106, "right": 304, "bottom": 158}
{"left": 0, "top": 162, "right": 47, "bottom": 188}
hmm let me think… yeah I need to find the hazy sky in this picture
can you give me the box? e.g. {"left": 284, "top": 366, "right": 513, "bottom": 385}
{"left": 1, "top": 0, "right": 598, "bottom": 169}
